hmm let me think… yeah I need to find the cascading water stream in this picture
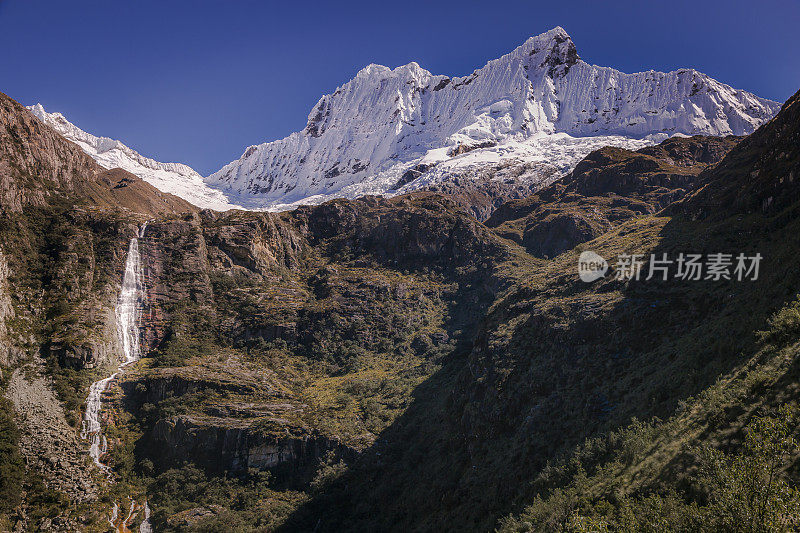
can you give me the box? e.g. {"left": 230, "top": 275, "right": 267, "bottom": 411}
{"left": 139, "top": 501, "right": 152, "bottom": 533}
{"left": 81, "top": 223, "right": 152, "bottom": 531}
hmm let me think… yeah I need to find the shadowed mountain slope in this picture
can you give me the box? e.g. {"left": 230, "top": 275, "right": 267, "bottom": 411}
{"left": 276, "top": 90, "right": 800, "bottom": 532}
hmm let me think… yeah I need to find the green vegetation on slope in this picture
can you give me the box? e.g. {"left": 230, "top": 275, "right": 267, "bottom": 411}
{"left": 0, "top": 395, "right": 24, "bottom": 527}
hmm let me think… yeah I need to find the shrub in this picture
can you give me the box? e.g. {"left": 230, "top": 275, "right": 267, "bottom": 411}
{"left": 0, "top": 398, "right": 24, "bottom": 514}
{"left": 759, "top": 296, "right": 800, "bottom": 346}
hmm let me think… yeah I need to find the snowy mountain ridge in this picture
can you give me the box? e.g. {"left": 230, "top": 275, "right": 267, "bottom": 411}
{"left": 26, "top": 27, "right": 781, "bottom": 212}
{"left": 207, "top": 26, "right": 781, "bottom": 209}
{"left": 27, "top": 104, "right": 239, "bottom": 211}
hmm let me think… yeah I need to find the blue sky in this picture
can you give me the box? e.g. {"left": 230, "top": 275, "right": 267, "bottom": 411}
{"left": 1, "top": 0, "right": 798, "bottom": 175}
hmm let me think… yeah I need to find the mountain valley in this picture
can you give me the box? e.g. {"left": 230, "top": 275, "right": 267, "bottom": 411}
{"left": 1, "top": 28, "right": 800, "bottom": 533}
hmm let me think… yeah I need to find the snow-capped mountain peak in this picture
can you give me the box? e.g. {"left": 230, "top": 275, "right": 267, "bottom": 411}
{"left": 207, "top": 27, "right": 781, "bottom": 210}
{"left": 27, "top": 104, "right": 239, "bottom": 211}
{"left": 24, "top": 28, "right": 782, "bottom": 213}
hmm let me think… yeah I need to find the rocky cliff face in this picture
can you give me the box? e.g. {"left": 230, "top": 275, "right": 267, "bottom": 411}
{"left": 1, "top": 92, "right": 99, "bottom": 212}
{"left": 296, "top": 194, "right": 509, "bottom": 270}
{"left": 0, "top": 250, "right": 18, "bottom": 367}
{"left": 1, "top": 92, "right": 196, "bottom": 217}
{"left": 150, "top": 416, "right": 355, "bottom": 476}
{"left": 120, "top": 367, "right": 354, "bottom": 477}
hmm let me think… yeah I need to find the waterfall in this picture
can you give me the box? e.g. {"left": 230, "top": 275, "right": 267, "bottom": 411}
{"left": 81, "top": 223, "right": 151, "bottom": 528}
{"left": 139, "top": 501, "right": 153, "bottom": 533}
{"left": 81, "top": 372, "right": 116, "bottom": 474}
{"left": 81, "top": 225, "right": 145, "bottom": 472}
{"left": 116, "top": 224, "right": 144, "bottom": 368}
{"left": 108, "top": 502, "right": 119, "bottom": 529}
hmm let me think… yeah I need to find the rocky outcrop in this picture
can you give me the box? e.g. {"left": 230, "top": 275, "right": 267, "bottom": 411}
{"left": 416, "top": 160, "right": 561, "bottom": 221}
{"left": 35, "top": 217, "right": 138, "bottom": 370}
{"left": 566, "top": 135, "right": 740, "bottom": 200}
{"left": 297, "top": 193, "right": 510, "bottom": 271}
{"left": 47, "top": 337, "right": 115, "bottom": 370}
{"left": 123, "top": 364, "right": 357, "bottom": 478}
{"left": 487, "top": 135, "right": 740, "bottom": 257}
{"left": 0, "top": 91, "right": 98, "bottom": 212}
{"left": 138, "top": 217, "right": 215, "bottom": 350}
{"left": 136, "top": 212, "right": 309, "bottom": 350}
{"left": 166, "top": 505, "right": 225, "bottom": 529}
{"left": 133, "top": 369, "right": 271, "bottom": 401}
{"left": 47, "top": 306, "right": 121, "bottom": 369}
{"left": 392, "top": 162, "right": 437, "bottom": 190}
{"left": 0, "top": 249, "right": 20, "bottom": 367}
{"left": 150, "top": 416, "right": 356, "bottom": 475}
{"left": 521, "top": 210, "right": 610, "bottom": 258}
{"left": 201, "top": 209, "right": 306, "bottom": 274}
